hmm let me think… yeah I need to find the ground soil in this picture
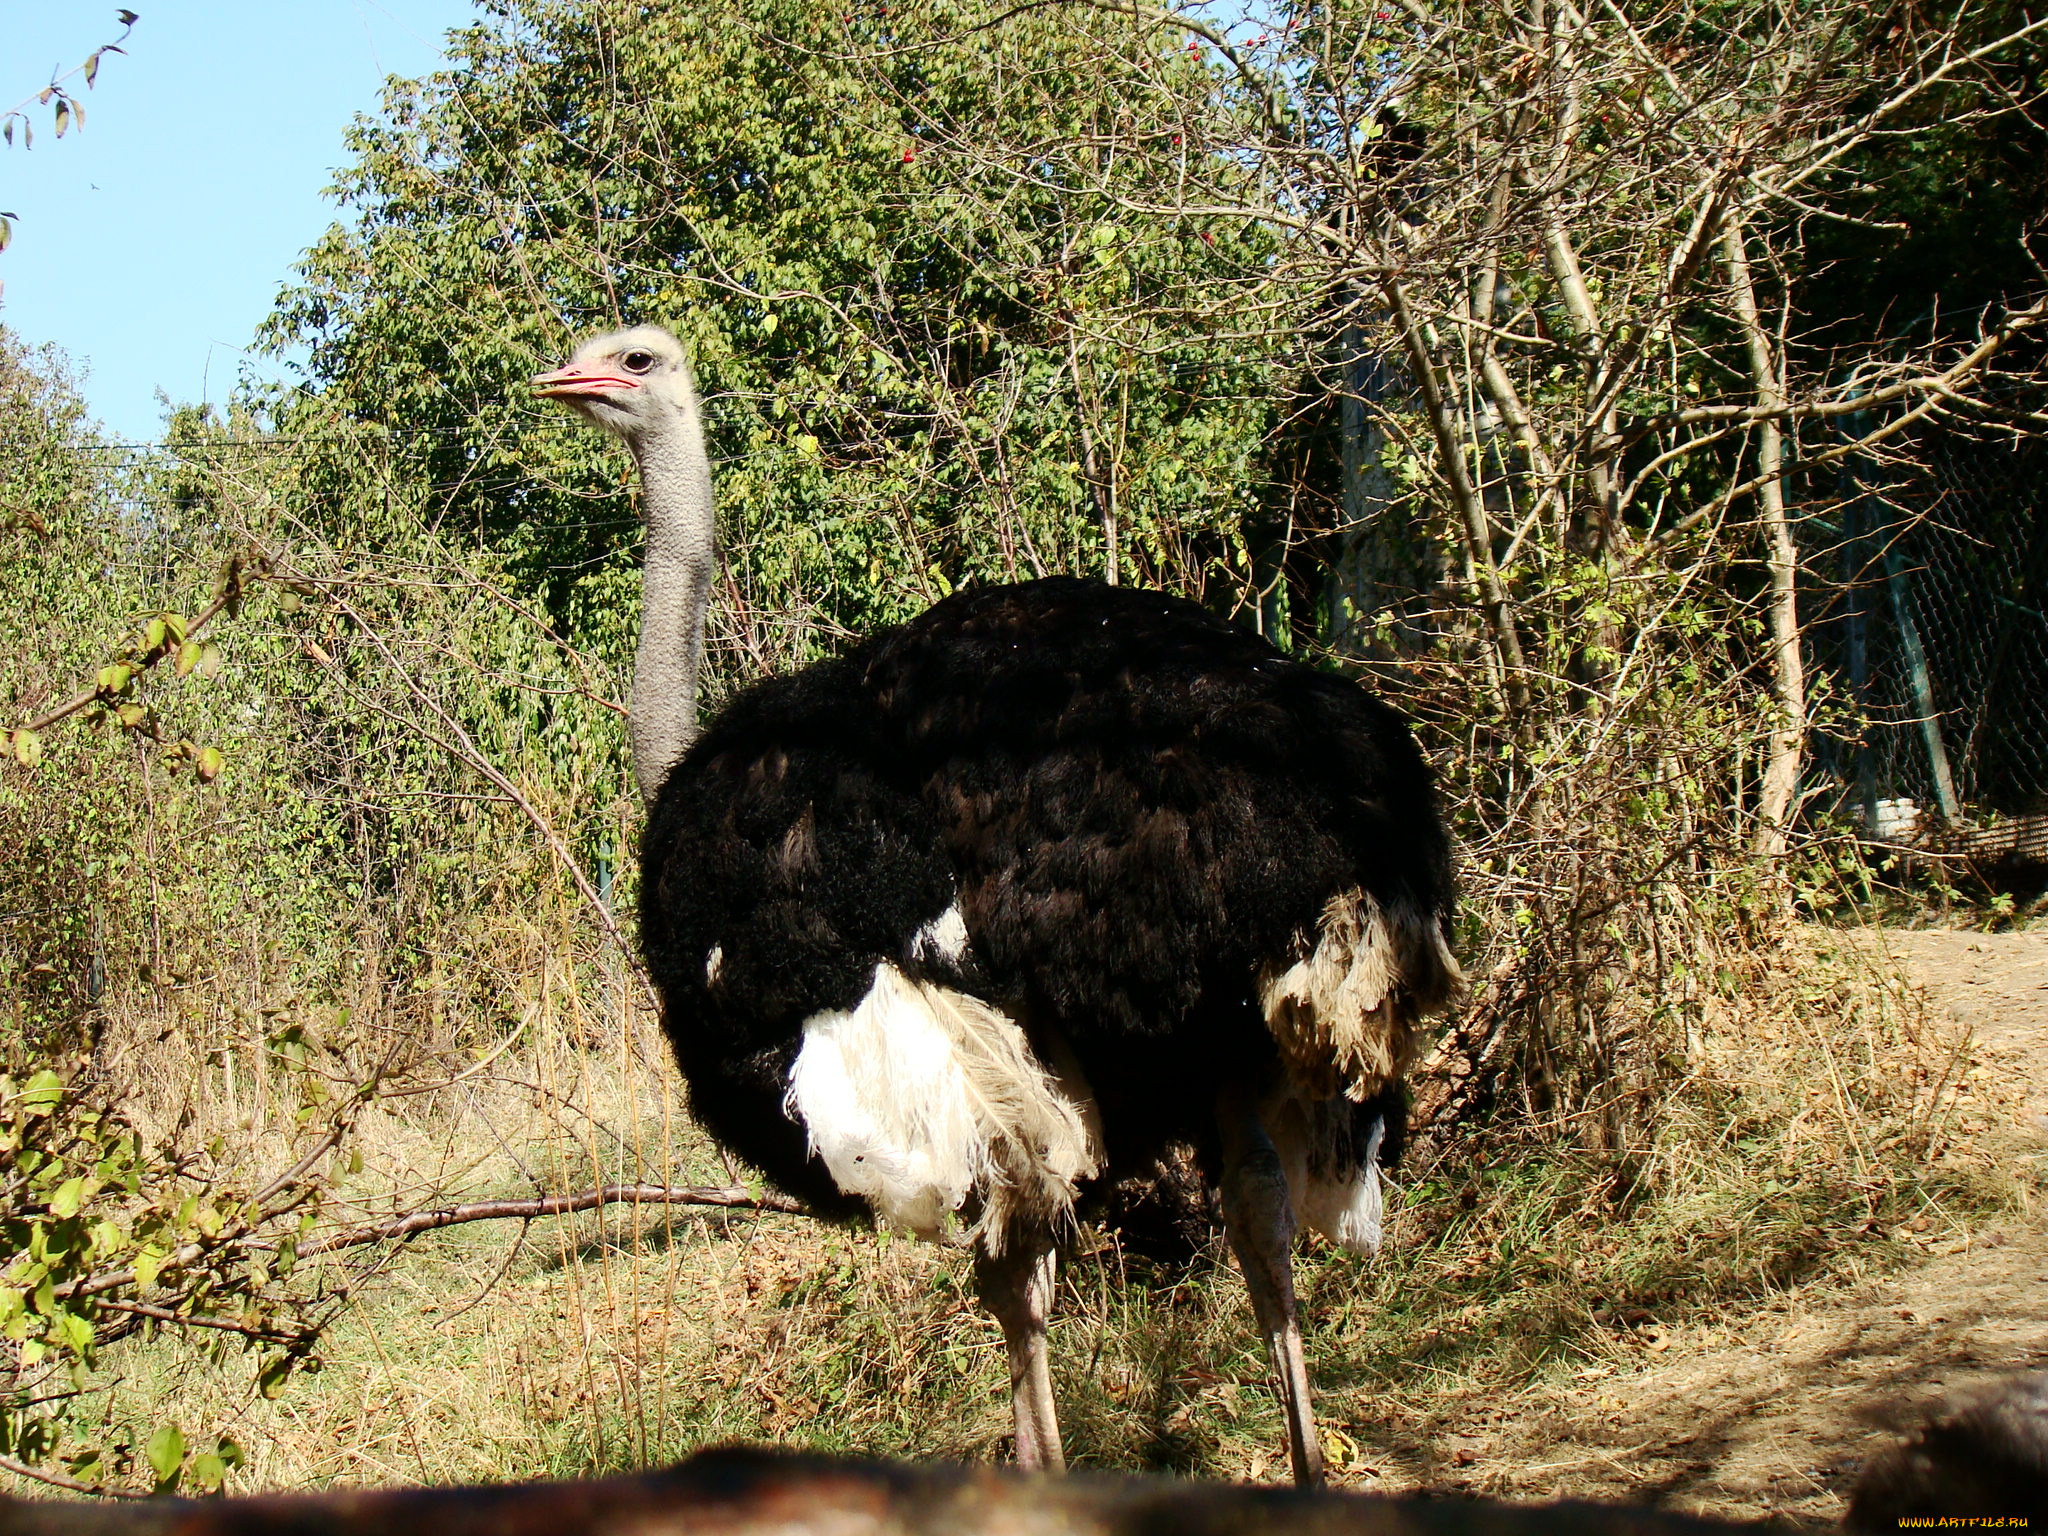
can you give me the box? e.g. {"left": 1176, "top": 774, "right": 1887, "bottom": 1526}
{"left": 1410, "top": 924, "right": 2048, "bottom": 1528}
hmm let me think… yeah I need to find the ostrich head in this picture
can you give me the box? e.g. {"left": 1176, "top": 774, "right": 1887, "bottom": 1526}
{"left": 533, "top": 322, "right": 715, "bottom": 804}
{"left": 531, "top": 324, "right": 697, "bottom": 447}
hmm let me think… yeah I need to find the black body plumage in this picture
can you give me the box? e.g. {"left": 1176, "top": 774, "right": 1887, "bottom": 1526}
{"left": 638, "top": 577, "right": 1454, "bottom": 1220}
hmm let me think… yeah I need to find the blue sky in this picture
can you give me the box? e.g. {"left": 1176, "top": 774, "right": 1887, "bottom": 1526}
{"left": 3, "top": 2, "right": 476, "bottom": 443}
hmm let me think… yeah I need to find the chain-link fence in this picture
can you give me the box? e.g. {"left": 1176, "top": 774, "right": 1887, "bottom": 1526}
{"left": 1807, "top": 426, "right": 2048, "bottom": 871}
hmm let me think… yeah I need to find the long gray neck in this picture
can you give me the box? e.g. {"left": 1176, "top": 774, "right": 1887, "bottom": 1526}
{"left": 627, "top": 383, "right": 715, "bottom": 804}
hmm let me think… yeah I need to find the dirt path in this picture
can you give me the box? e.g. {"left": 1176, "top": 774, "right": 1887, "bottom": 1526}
{"left": 1421, "top": 925, "right": 2048, "bottom": 1528}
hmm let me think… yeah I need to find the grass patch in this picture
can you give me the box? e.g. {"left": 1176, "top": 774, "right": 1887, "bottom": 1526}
{"left": 19, "top": 920, "right": 2035, "bottom": 1497}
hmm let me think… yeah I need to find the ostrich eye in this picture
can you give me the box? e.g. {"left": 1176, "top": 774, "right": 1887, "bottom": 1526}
{"left": 621, "top": 350, "right": 657, "bottom": 373}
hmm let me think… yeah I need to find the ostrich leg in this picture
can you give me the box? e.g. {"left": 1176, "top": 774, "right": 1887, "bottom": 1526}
{"left": 974, "top": 1236, "right": 1064, "bottom": 1471}
{"left": 1218, "top": 1087, "right": 1326, "bottom": 1487}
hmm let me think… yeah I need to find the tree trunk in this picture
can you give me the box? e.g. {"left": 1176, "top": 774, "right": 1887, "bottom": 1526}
{"left": 1722, "top": 210, "right": 1806, "bottom": 861}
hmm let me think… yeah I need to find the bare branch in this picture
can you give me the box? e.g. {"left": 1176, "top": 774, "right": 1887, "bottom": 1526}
{"left": 0, "top": 1451, "right": 146, "bottom": 1500}
{"left": 293, "top": 1182, "right": 807, "bottom": 1258}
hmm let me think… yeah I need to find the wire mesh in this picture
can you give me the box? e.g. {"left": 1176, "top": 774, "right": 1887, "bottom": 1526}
{"left": 1808, "top": 427, "right": 2048, "bottom": 838}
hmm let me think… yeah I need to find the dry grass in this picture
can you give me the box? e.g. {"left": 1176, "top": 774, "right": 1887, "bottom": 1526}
{"left": 34, "top": 911, "right": 2032, "bottom": 1501}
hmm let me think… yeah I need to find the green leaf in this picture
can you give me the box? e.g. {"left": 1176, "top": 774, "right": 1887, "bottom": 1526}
{"left": 49, "top": 1177, "right": 86, "bottom": 1219}
{"left": 134, "top": 1246, "right": 167, "bottom": 1290}
{"left": 56, "top": 1307, "right": 93, "bottom": 1355}
{"left": 185, "top": 1452, "right": 227, "bottom": 1493}
{"left": 144, "top": 1423, "right": 185, "bottom": 1485}
{"left": 256, "top": 1354, "right": 294, "bottom": 1399}
{"left": 18, "top": 1071, "right": 64, "bottom": 1115}
{"left": 195, "top": 643, "right": 224, "bottom": 680}
{"left": 196, "top": 745, "right": 225, "bottom": 783}
{"left": 53, "top": 100, "right": 70, "bottom": 139}
{"left": 10, "top": 728, "right": 41, "bottom": 768}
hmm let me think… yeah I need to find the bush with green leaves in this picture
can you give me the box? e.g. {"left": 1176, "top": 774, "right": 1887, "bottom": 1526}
{"left": 0, "top": 1064, "right": 317, "bottom": 1494}
{"left": 0, "top": 334, "right": 422, "bottom": 1492}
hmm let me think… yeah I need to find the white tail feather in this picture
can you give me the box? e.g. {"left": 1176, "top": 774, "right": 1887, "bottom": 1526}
{"left": 1297, "top": 1167, "right": 1385, "bottom": 1254}
{"left": 1293, "top": 1116, "right": 1387, "bottom": 1255}
{"left": 1268, "top": 1095, "right": 1388, "bottom": 1255}
{"left": 1258, "top": 889, "right": 1462, "bottom": 1101}
{"left": 785, "top": 964, "right": 1100, "bottom": 1249}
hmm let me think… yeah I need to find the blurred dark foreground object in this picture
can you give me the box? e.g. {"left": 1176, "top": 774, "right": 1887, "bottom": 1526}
{"left": 0, "top": 1446, "right": 1759, "bottom": 1535}
{"left": 1847, "top": 1371, "right": 2048, "bottom": 1530}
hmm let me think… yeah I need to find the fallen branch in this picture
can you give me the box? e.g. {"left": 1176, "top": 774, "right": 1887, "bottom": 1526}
{"left": 293, "top": 1182, "right": 808, "bottom": 1258}
{"left": 60, "top": 1175, "right": 802, "bottom": 1306}
{"left": 0, "top": 1451, "right": 144, "bottom": 1501}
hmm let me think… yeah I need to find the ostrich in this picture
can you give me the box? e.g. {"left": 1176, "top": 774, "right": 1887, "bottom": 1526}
{"left": 533, "top": 324, "right": 1459, "bottom": 1486}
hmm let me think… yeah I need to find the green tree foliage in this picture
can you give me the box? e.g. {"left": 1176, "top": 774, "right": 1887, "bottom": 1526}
{"left": 2, "top": 335, "right": 129, "bottom": 1051}
{"left": 0, "top": 334, "right": 100, "bottom": 535}
{"left": 264, "top": 0, "right": 1279, "bottom": 675}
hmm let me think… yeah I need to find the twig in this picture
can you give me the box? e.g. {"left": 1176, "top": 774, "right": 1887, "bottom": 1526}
{"left": 62, "top": 1178, "right": 804, "bottom": 1305}
{"left": 292, "top": 564, "right": 660, "bottom": 1012}
{"left": 251, "top": 1108, "right": 365, "bottom": 1214}
{"left": 1384, "top": 276, "right": 1531, "bottom": 713}
{"left": 91, "top": 1297, "right": 307, "bottom": 1344}
{"left": 9, "top": 552, "right": 255, "bottom": 735}
{"left": 1629, "top": 291, "right": 2048, "bottom": 443}
{"left": 1, "top": 12, "right": 136, "bottom": 126}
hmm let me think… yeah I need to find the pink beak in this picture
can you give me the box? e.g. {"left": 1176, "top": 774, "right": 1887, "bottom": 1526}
{"left": 531, "top": 362, "right": 641, "bottom": 399}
